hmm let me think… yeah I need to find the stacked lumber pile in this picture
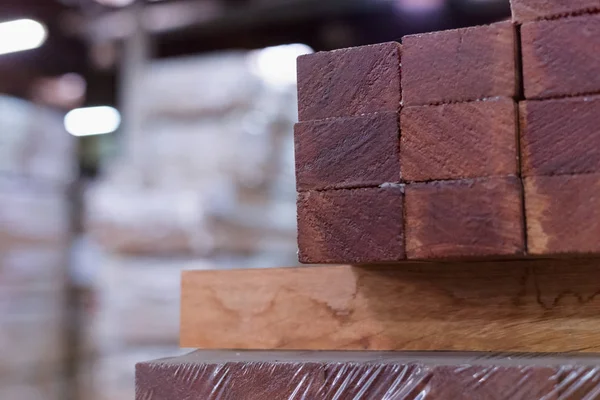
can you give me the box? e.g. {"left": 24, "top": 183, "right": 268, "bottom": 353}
{"left": 138, "top": 1, "right": 600, "bottom": 398}
{"left": 0, "top": 97, "right": 75, "bottom": 399}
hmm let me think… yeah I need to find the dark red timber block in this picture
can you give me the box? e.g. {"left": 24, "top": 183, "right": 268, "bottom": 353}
{"left": 405, "top": 176, "right": 525, "bottom": 260}
{"left": 294, "top": 112, "right": 400, "bottom": 191}
{"left": 136, "top": 351, "right": 573, "bottom": 400}
{"left": 520, "top": 95, "right": 600, "bottom": 177}
{"left": 521, "top": 14, "right": 600, "bottom": 100}
{"left": 296, "top": 42, "right": 401, "bottom": 121}
{"left": 297, "top": 186, "right": 404, "bottom": 264}
{"left": 525, "top": 174, "right": 600, "bottom": 255}
{"left": 401, "top": 22, "right": 518, "bottom": 106}
{"left": 510, "top": 0, "right": 600, "bottom": 23}
{"left": 427, "top": 366, "right": 558, "bottom": 400}
{"left": 400, "top": 97, "right": 518, "bottom": 182}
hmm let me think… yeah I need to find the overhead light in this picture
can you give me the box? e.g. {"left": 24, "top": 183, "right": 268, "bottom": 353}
{"left": 95, "top": 0, "right": 136, "bottom": 7}
{"left": 64, "top": 106, "right": 121, "bottom": 137}
{"left": 0, "top": 19, "right": 47, "bottom": 56}
{"left": 250, "top": 44, "right": 314, "bottom": 88}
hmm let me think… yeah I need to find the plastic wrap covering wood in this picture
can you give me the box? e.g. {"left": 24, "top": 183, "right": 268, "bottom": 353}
{"left": 87, "top": 51, "right": 298, "bottom": 257}
{"left": 0, "top": 96, "right": 75, "bottom": 186}
{"left": 136, "top": 351, "right": 600, "bottom": 399}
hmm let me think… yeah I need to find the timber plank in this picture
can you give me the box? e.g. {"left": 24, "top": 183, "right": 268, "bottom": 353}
{"left": 510, "top": 0, "right": 600, "bottom": 23}
{"left": 297, "top": 42, "right": 401, "bottom": 121}
{"left": 137, "top": 351, "right": 572, "bottom": 400}
{"left": 401, "top": 22, "right": 518, "bottom": 106}
{"left": 521, "top": 14, "right": 600, "bottom": 99}
{"left": 181, "top": 260, "right": 600, "bottom": 352}
{"left": 400, "top": 98, "right": 518, "bottom": 182}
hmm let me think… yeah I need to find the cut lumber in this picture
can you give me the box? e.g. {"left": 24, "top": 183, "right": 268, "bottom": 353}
{"left": 297, "top": 187, "right": 404, "bottom": 264}
{"left": 181, "top": 259, "right": 600, "bottom": 352}
{"left": 294, "top": 112, "right": 400, "bottom": 191}
{"left": 405, "top": 177, "right": 524, "bottom": 259}
{"left": 137, "top": 350, "right": 587, "bottom": 400}
{"left": 510, "top": 0, "right": 600, "bottom": 23}
{"left": 400, "top": 97, "right": 518, "bottom": 182}
{"left": 401, "top": 22, "right": 518, "bottom": 106}
{"left": 296, "top": 42, "right": 401, "bottom": 121}
{"left": 520, "top": 95, "right": 600, "bottom": 177}
{"left": 524, "top": 174, "right": 600, "bottom": 255}
{"left": 521, "top": 14, "right": 600, "bottom": 100}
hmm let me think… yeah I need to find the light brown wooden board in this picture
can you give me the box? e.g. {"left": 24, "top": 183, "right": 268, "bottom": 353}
{"left": 181, "top": 260, "right": 600, "bottom": 352}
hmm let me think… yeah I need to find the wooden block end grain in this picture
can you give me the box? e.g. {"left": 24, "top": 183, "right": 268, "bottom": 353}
{"left": 401, "top": 97, "right": 518, "bottom": 182}
{"left": 405, "top": 177, "right": 525, "bottom": 259}
{"left": 294, "top": 112, "right": 400, "bottom": 191}
{"left": 520, "top": 95, "right": 600, "bottom": 177}
{"left": 401, "top": 22, "right": 518, "bottom": 106}
{"left": 297, "top": 187, "right": 405, "bottom": 264}
{"left": 510, "top": 0, "right": 600, "bottom": 23}
{"left": 525, "top": 174, "right": 600, "bottom": 255}
{"left": 521, "top": 14, "right": 600, "bottom": 100}
{"left": 297, "top": 42, "right": 401, "bottom": 121}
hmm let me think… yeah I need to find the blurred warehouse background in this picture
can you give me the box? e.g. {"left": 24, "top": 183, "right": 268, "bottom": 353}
{"left": 0, "top": 0, "right": 510, "bottom": 399}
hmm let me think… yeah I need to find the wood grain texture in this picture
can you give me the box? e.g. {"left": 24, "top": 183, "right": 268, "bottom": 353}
{"left": 137, "top": 351, "right": 571, "bottom": 400}
{"left": 520, "top": 96, "right": 600, "bottom": 177}
{"left": 400, "top": 98, "right": 518, "bottom": 182}
{"left": 525, "top": 174, "right": 600, "bottom": 255}
{"left": 181, "top": 259, "right": 600, "bottom": 352}
{"left": 297, "top": 42, "right": 401, "bottom": 121}
{"left": 405, "top": 177, "right": 524, "bottom": 259}
{"left": 521, "top": 14, "right": 600, "bottom": 100}
{"left": 294, "top": 112, "right": 400, "bottom": 191}
{"left": 401, "top": 22, "right": 517, "bottom": 106}
{"left": 510, "top": 0, "right": 600, "bottom": 22}
{"left": 297, "top": 187, "right": 404, "bottom": 264}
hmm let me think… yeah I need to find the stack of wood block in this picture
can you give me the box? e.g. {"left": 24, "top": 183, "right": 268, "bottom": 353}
{"left": 296, "top": 3, "right": 600, "bottom": 264}
{"left": 138, "top": 1, "right": 600, "bottom": 398}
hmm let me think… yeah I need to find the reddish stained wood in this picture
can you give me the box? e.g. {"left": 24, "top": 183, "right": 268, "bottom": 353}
{"left": 405, "top": 177, "right": 524, "bottom": 259}
{"left": 294, "top": 112, "right": 400, "bottom": 191}
{"left": 510, "top": 0, "right": 600, "bottom": 23}
{"left": 297, "top": 187, "right": 404, "bottom": 264}
{"left": 401, "top": 22, "right": 518, "bottom": 106}
{"left": 400, "top": 97, "right": 518, "bottom": 182}
{"left": 525, "top": 174, "right": 600, "bottom": 255}
{"left": 137, "top": 351, "right": 569, "bottom": 400}
{"left": 521, "top": 14, "right": 600, "bottom": 100}
{"left": 520, "top": 95, "right": 600, "bottom": 177}
{"left": 297, "top": 42, "right": 401, "bottom": 121}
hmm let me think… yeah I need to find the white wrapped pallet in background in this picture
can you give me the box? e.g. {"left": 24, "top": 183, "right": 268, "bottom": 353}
{"left": 0, "top": 97, "right": 74, "bottom": 399}
{"left": 82, "top": 49, "right": 301, "bottom": 399}
{"left": 0, "top": 96, "right": 76, "bottom": 186}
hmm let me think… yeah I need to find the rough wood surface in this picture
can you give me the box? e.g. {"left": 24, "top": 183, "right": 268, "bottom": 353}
{"left": 297, "top": 187, "right": 404, "bottom": 264}
{"left": 401, "top": 22, "right": 517, "bottom": 106}
{"left": 294, "top": 112, "right": 400, "bottom": 191}
{"left": 520, "top": 96, "right": 600, "bottom": 177}
{"left": 405, "top": 177, "right": 524, "bottom": 259}
{"left": 136, "top": 351, "right": 579, "bottom": 400}
{"left": 510, "top": 0, "right": 600, "bottom": 22}
{"left": 181, "top": 260, "right": 600, "bottom": 352}
{"left": 297, "top": 42, "right": 401, "bottom": 121}
{"left": 525, "top": 174, "right": 600, "bottom": 255}
{"left": 400, "top": 98, "right": 518, "bottom": 182}
{"left": 521, "top": 14, "right": 600, "bottom": 100}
